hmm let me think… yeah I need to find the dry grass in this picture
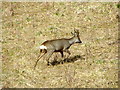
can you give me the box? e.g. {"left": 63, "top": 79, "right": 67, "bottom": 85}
{"left": 1, "top": 2, "right": 119, "bottom": 88}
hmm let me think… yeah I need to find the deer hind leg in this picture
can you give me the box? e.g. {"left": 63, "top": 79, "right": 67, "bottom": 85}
{"left": 44, "top": 50, "right": 54, "bottom": 65}
{"left": 36, "top": 49, "right": 42, "bottom": 59}
{"left": 34, "top": 49, "right": 47, "bottom": 69}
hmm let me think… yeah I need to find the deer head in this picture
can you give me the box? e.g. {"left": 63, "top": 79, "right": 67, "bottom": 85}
{"left": 71, "top": 29, "right": 82, "bottom": 43}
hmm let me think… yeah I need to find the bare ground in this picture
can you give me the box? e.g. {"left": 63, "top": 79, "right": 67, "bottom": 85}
{"left": 1, "top": 2, "right": 119, "bottom": 88}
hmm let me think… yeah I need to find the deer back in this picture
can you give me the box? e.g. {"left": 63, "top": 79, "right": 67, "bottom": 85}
{"left": 42, "top": 39, "right": 71, "bottom": 51}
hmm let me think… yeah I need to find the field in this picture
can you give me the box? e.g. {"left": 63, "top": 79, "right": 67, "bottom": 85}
{"left": 1, "top": 2, "right": 119, "bottom": 88}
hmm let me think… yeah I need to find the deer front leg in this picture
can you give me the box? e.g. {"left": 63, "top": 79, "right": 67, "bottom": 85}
{"left": 64, "top": 49, "right": 71, "bottom": 58}
{"left": 60, "top": 51, "right": 64, "bottom": 58}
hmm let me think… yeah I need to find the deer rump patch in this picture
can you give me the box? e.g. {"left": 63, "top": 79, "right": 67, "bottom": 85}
{"left": 39, "top": 45, "right": 47, "bottom": 49}
{"left": 39, "top": 45, "right": 47, "bottom": 53}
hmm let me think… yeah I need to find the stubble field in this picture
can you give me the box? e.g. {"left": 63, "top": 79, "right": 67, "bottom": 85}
{"left": 1, "top": 2, "right": 119, "bottom": 88}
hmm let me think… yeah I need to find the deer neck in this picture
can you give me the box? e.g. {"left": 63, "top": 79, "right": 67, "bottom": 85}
{"left": 68, "top": 36, "right": 76, "bottom": 45}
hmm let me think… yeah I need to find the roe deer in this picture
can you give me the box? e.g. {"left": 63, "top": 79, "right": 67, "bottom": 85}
{"left": 34, "top": 29, "right": 82, "bottom": 68}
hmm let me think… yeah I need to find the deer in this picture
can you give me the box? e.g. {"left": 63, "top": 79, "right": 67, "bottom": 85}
{"left": 34, "top": 29, "right": 82, "bottom": 69}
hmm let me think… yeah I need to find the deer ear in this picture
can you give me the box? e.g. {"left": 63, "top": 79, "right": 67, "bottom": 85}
{"left": 77, "top": 30, "right": 79, "bottom": 34}
{"left": 75, "top": 29, "right": 79, "bottom": 34}
{"left": 71, "top": 32, "right": 74, "bottom": 35}
{"left": 74, "top": 29, "right": 77, "bottom": 33}
{"left": 74, "top": 28, "right": 79, "bottom": 33}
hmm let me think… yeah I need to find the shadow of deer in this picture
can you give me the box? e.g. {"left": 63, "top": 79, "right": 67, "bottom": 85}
{"left": 50, "top": 55, "right": 84, "bottom": 66}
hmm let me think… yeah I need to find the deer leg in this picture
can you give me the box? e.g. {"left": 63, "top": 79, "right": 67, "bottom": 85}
{"left": 36, "top": 49, "right": 42, "bottom": 59}
{"left": 45, "top": 50, "right": 54, "bottom": 65}
{"left": 64, "top": 49, "right": 71, "bottom": 58}
{"left": 34, "top": 51, "right": 46, "bottom": 69}
{"left": 60, "top": 51, "right": 64, "bottom": 58}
